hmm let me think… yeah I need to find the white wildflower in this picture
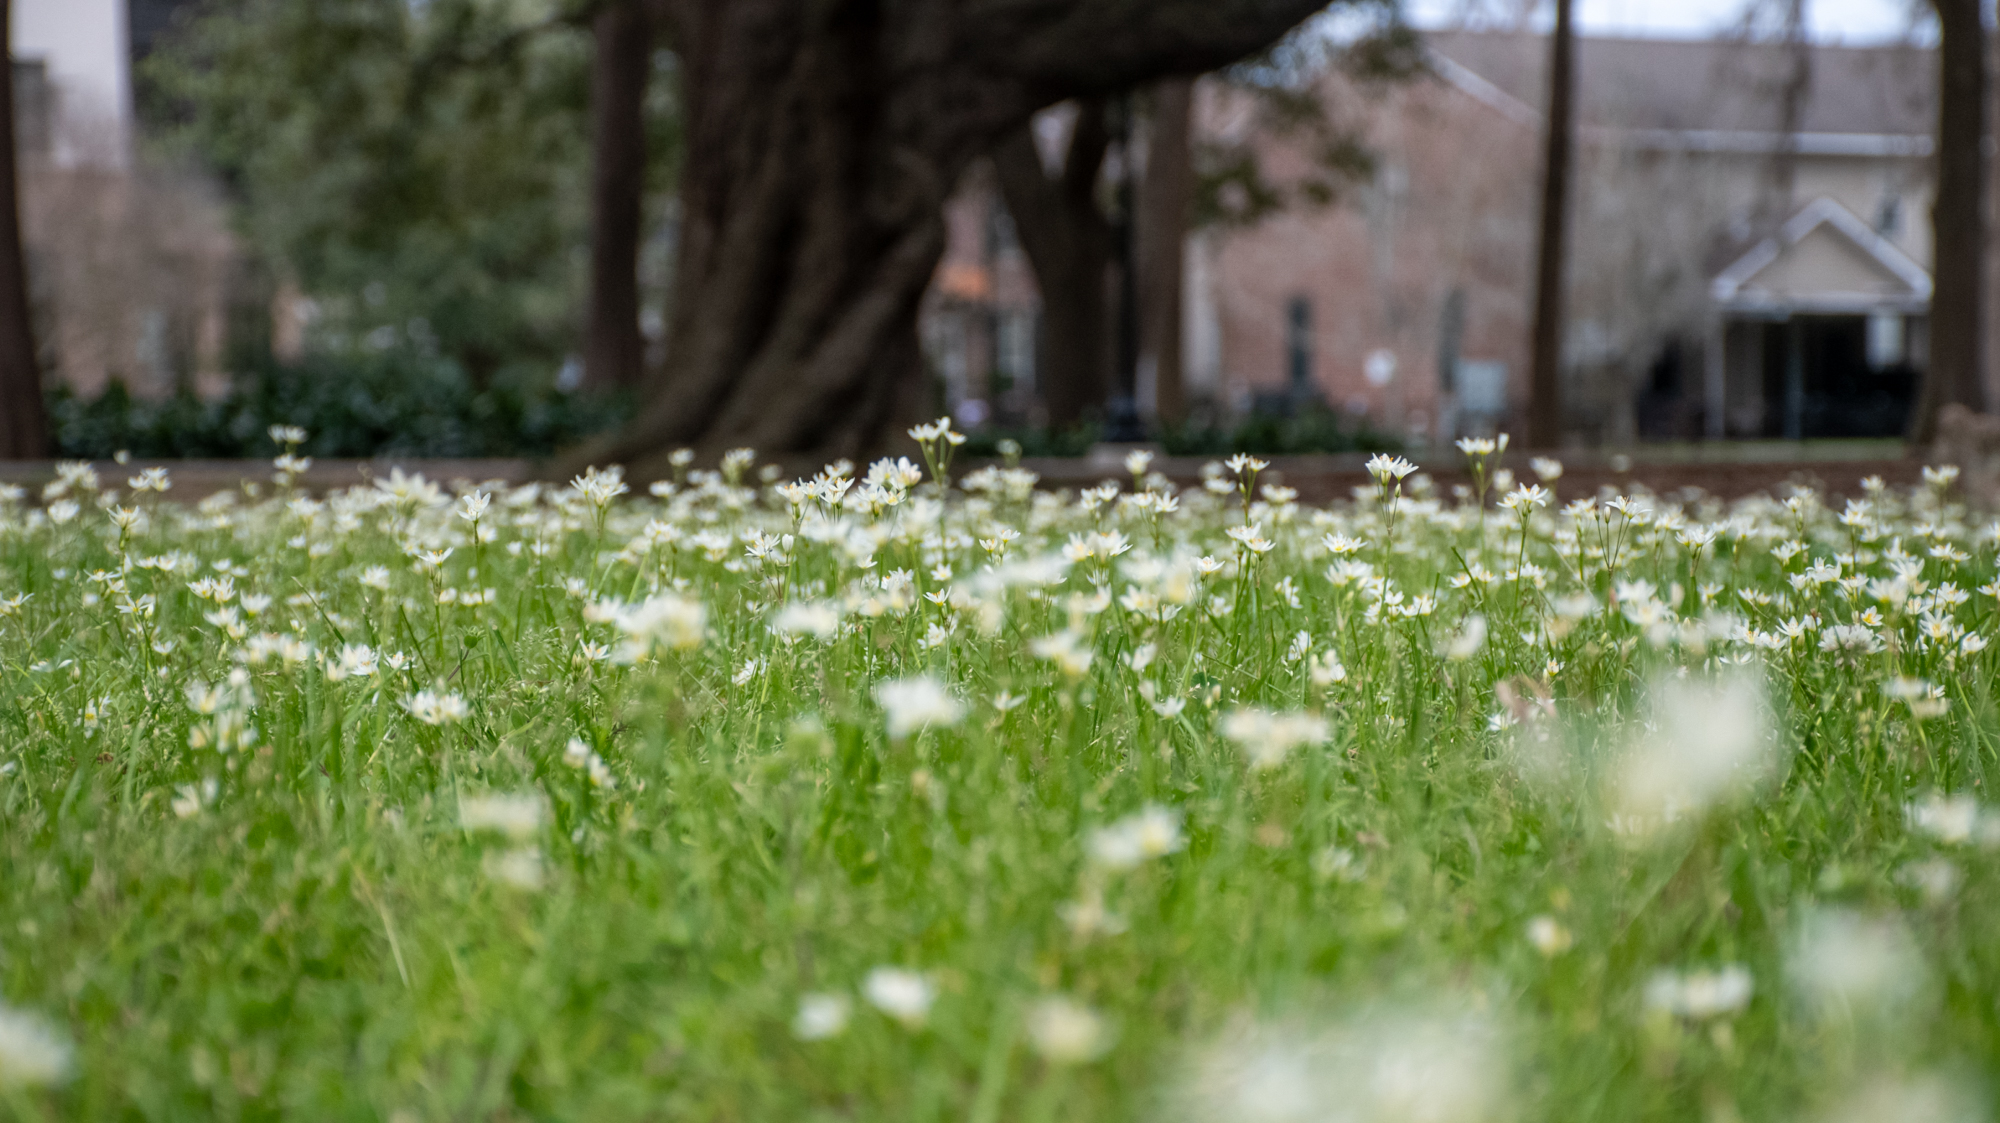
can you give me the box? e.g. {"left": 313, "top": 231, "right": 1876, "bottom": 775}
{"left": 402, "top": 690, "right": 469, "bottom": 725}
{"left": 459, "top": 792, "right": 545, "bottom": 841}
{"left": 1087, "top": 804, "right": 1185, "bottom": 870}
{"left": 1645, "top": 965, "right": 1753, "bottom": 1020}
{"left": 793, "top": 993, "right": 851, "bottom": 1041}
{"left": 1221, "top": 707, "right": 1331, "bottom": 771}
{"left": 0, "top": 1005, "right": 73, "bottom": 1087}
{"left": 874, "top": 676, "right": 965, "bottom": 739}
{"left": 483, "top": 846, "right": 546, "bottom": 891}
{"left": 1026, "top": 996, "right": 1113, "bottom": 1064}
{"left": 862, "top": 967, "right": 934, "bottom": 1027}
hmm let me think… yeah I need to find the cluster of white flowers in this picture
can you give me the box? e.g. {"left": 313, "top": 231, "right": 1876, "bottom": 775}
{"left": 873, "top": 675, "right": 964, "bottom": 740}
{"left": 1182, "top": 1008, "right": 1510, "bottom": 1123}
{"left": 1644, "top": 965, "right": 1754, "bottom": 1020}
{"left": 1220, "top": 707, "right": 1331, "bottom": 771}
{"left": 8, "top": 424, "right": 2000, "bottom": 1105}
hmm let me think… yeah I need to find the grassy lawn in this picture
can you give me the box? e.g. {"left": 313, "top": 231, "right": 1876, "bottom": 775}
{"left": 0, "top": 433, "right": 1994, "bottom": 1121}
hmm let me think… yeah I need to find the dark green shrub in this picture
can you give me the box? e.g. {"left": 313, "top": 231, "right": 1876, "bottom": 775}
{"left": 48, "top": 352, "right": 628, "bottom": 460}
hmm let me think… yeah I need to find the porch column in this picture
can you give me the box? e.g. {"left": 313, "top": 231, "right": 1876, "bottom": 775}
{"left": 1783, "top": 317, "right": 1805, "bottom": 440}
{"left": 1704, "top": 315, "right": 1726, "bottom": 439}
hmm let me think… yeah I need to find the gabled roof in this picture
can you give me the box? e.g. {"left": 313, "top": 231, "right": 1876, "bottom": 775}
{"left": 1710, "top": 197, "right": 1931, "bottom": 313}
{"left": 1426, "top": 31, "right": 1935, "bottom": 154}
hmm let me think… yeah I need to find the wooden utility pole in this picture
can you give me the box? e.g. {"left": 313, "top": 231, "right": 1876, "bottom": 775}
{"left": 1140, "top": 77, "right": 1194, "bottom": 426}
{"left": 0, "top": 0, "right": 49, "bottom": 460}
{"left": 1910, "top": 0, "right": 1987, "bottom": 443}
{"left": 581, "top": 0, "right": 652, "bottom": 392}
{"left": 1526, "top": 0, "right": 1575, "bottom": 448}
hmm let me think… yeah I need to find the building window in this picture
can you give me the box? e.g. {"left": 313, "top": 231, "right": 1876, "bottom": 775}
{"left": 987, "top": 205, "right": 1018, "bottom": 259}
{"left": 996, "top": 308, "right": 1036, "bottom": 394}
{"left": 1875, "top": 195, "right": 1901, "bottom": 237}
{"left": 1285, "top": 296, "right": 1312, "bottom": 396}
{"left": 11, "top": 60, "right": 51, "bottom": 162}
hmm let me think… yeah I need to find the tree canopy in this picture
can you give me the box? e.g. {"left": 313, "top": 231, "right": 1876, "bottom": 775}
{"left": 146, "top": 0, "right": 679, "bottom": 387}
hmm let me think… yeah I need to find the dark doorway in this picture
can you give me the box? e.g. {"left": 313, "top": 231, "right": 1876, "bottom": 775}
{"left": 1636, "top": 338, "right": 1702, "bottom": 438}
{"left": 1756, "top": 315, "right": 1914, "bottom": 438}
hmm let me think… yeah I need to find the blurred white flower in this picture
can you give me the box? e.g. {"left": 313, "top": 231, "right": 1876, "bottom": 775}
{"left": 483, "top": 846, "right": 545, "bottom": 891}
{"left": 1311, "top": 846, "right": 1366, "bottom": 883}
{"left": 459, "top": 792, "right": 545, "bottom": 841}
{"left": 1644, "top": 965, "right": 1753, "bottom": 1020}
{"left": 603, "top": 592, "right": 706, "bottom": 661}
{"left": 874, "top": 676, "right": 964, "bottom": 739}
{"left": 1058, "top": 884, "right": 1129, "bottom": 939}
{"left": 1441, "top": 614, "right": 1487, "bottom": 661}
{"left": 1307, "top": 650, "right": 1347, "bottom": 686}
{"left": 1180, "top": 1007, "right": 1509, "bottom": 1123}
{"left": 1026, "top": 995, "right": 1113, "bottom": 1064}
{"left": 170, "top": 778, "right": 218, "bottom": 820}
{"left": 1031, "top": 630, "right": 1095, "bottom": 677}
{"left": 1898, "top": 858, "right": 1962, "bottom": 904}
{"left": 1525, "top": 916, "right": 1572, "bottom": 957}
{"left": 1815, "top": 1071, "right": 1984, "bottom": 1123}
{"left": 1608, "top": 671, "right": 1779, "bottom": 838}
{"left": 772, "top": 601, "right": 841, "bottom": 640}
{"left": 1221, "top": 708, "right": 1330, "bottom": 771}
{"left": 0, "top": 1004, "right": 72, "bottom": 1088}
{"left": 793, "top": 993, "right": 851, "bottom": 1040}
{"left": 1906, "top": 792, "right": 1982, "bottom": 845}
{"left": 402, "top": 690, "right": 469, "bottom": 726}
{"left": 1787, "top": 908, "right": 1925, "bottom": 1014}
{"left": 1087, "top": 804, "right": 1185, "bottom": 870}
{"left": 862, "top": 967, "right": 934, "bottom": 1027}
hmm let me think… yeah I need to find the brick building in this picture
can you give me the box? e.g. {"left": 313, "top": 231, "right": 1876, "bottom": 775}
{"left": 11, "top": 0, "right": 234, "bottom": 400}
{"left": 927, "top": 30, "right": 1942, "bottom": 445}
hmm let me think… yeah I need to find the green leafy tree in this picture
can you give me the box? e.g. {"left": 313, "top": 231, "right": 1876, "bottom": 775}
{"left": 145, "top": 0, "right": 678, "bottom": 390}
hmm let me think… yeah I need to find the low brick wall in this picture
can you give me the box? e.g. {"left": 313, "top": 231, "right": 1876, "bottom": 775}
{"left": 0, "top": 446, "right": 1932, "bottom": 505}
{"left": 1011, "top": 449, "right": 1928, "bottom": 505}
{"left": 0, "top": 458, "right": 535, "bottom": 499}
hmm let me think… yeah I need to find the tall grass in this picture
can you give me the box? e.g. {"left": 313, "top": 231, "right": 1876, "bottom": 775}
{"left": 0, "top": 433, "right": 1994, "bottom": 1121}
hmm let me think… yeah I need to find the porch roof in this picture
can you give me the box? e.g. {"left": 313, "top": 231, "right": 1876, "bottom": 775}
{"left": 1709, "top": 197, "right": 1931, "bottom": 316}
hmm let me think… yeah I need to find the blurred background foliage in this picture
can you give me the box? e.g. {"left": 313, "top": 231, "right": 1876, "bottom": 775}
{"left": 39, "top": 0, "right": 675, "bottom": 458}
{"left": 48, "top": 350, "right": 632, "bottom": 458}
{"left": 958, "top": 409, "right": 1400, "bottom": 459}
{"left": 40, "top": 0, "right": 1411, "bottom": 461}
{"left": 141, "top": 0, "right": 683, "bottom": 390}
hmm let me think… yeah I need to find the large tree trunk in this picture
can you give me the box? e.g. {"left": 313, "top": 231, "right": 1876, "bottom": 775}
{"left": 561, "top": 0, "right": 1330, "bottom": 478}
{"left": 1913, "top": 0, "right": 1987, "bottom": 444}
{"left": 0, "top": 0, "right": 49, "bottom": 460}
{"left": 582, "top": 0, "right": 652, "bottom": 392}
{"left": 1140, "top": 77, "right": 1194, "bottom": 426}
{"left": 1525, "top": 0, "right": 1575, "bottom": 449}
{"left": 993, "top": 102, "right": 1113, "bottom": 431}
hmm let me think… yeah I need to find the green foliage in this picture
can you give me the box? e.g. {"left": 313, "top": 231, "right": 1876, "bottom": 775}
{"left": 47, "top": 352, "right": 629, "bottom": 459}
{"left": 958, "top": 425, "right": 1104, "bottom": 459}
{"left": 958, "top": 409, "right": 1399, "bottom": 458}
{"left": 1159, "top": 407, "right": 1401, "bottom": 456}
{"left": 142, "top": 0, "right": 678, "bottom": 381}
